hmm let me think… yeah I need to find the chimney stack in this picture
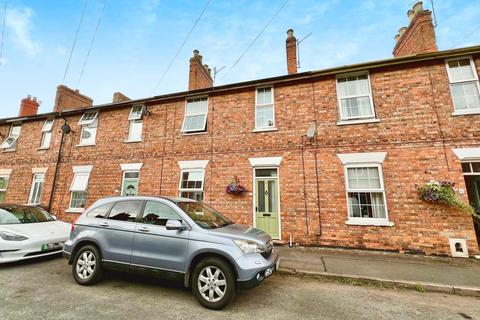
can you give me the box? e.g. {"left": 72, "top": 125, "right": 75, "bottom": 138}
{"left": 393, "top": 1, "right": 437, "bottom": 57}
{"left": 286, "top": 29, "right": 297, "bottom": 74}
{"left": 19, "top": 95, "right": 40, "bottom": 117}
{"left": 188, "top": 50, "right": 213, "bottom": 91}
{"left": 54, "top": 85, "right": 93, "bottom": 112}
{"left": 112, "top": 92, "right": 131, "bottom": 103}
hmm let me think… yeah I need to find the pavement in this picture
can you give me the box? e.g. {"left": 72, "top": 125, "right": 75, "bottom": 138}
{"left": 277, "top": 246, "right": 480, "bottom": 297}
{"left": 1, "top": 256, "right": 480, "bottom": 320}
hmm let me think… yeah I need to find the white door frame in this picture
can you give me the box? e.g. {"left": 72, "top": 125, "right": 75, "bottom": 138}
{"left": 252, "top": 166, "right": 281, "bottom": 240}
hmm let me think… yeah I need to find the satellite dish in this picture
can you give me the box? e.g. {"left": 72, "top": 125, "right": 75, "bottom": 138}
{"left": 306, "top": 123, "right": 316, "bottom": 139}
{"left": 61, "top": 123, "right": 71, "bottom": 134}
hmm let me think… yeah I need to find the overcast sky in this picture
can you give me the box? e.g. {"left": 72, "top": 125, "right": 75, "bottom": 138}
{"left": 0, "top": 0, "right": 479, "bottom": 118}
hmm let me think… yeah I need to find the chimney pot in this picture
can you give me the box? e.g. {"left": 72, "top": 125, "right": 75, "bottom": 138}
{"left": 413, "top": 1, "right": 424, "bottom": 14}
{"left": 407, "top": 9, "right": 415, "bottom": 21}
{"left": 287, "top": 28, "right": 294, "bottom": 38}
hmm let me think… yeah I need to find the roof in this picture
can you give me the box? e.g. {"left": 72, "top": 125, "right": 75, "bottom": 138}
{"left": 2, "top": 45, "right": 480, "bottom": 124}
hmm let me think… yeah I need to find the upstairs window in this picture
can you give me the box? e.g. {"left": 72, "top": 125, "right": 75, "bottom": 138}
{"left": 0, "top": 124, "right": 21, "bottom": 151}
{"left": 78, "top": 111, "right": 98, "bottom": 146}
{"left": 28, "top": 173, "right": 45, "bottom": 205}
{"left": 336, "top": 73, "right": 375, "bottom": 121}
{"left": 40, "top": 119, "right": 54, "bottom": 149}
{"left": 446, "top": 57, "right": 480, "bottom": 114}
{"left": 182, "top": 97, "right": 208, "bottom": 133}
{"left": 127, "top": 105, "right": 144, "bottom": 142}
{"left": 179, "top": 170, "right": 205, "bottom": 201}
{"left": 255, "top": 87, "right": 275, "bottom": 130}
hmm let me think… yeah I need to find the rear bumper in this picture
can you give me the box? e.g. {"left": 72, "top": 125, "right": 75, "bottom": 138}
{"left": 236, "top": 247, "right": 280, "bottom": 289}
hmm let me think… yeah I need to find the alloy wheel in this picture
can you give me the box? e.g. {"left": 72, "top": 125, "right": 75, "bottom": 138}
{"left": 197, "top": 266, "right": 227, "bottom": 303}
{"left": 76, "top": 250, "right": 96, "bottom": 280}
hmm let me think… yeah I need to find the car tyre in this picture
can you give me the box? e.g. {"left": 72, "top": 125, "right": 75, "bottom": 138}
{"left": 192, "top": 257, "right": 236, "bottom": 310}
{"left": 72, "top": 245, "right": 103, "bottom": 285}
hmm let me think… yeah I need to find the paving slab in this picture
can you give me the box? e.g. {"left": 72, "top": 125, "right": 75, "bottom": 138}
{"left": 277, "top": 246, "right": 480, "bottom": 289}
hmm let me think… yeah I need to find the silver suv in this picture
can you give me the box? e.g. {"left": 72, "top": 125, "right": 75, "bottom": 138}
{"left": 62, "top": 196, "right": 279, "bottom": 309}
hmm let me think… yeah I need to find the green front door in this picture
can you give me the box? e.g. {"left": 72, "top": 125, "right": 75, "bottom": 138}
{"left": 255, "top": 177, "right": 280, "bottom": 239}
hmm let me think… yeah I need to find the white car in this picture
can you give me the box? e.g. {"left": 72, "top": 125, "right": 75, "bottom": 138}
{"left": 0, "top": 204, "right": 70, "bottom": 264}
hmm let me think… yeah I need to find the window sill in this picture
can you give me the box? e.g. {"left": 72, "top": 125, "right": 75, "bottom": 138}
{"left": 124, "top": 140, "right": 142, "bottom": 143}
{"left": 2, "top": 149, "right": 16, "bottom": 153}
{"left": 452, "top": 110, "right": 480, "bottom": 116}
{"left": 37, "top": 147, "right": 50, "bottom": 151}
{"left": 182, "top": 131, "right": 208, "bottom": 136}
{"left": 337, "top": 118, "right": 380, "bottom": 126}
{"left": 76, "top": 143, "right": 96, "bottom": 147}
{"left": 346, "top": 219, "right": 394, "bottom": 227}
{"left": 252, "top": 127, "right": 278, "bottom": 133}
{"left": 65, "top": 208, "right": 85, "bottom": 213}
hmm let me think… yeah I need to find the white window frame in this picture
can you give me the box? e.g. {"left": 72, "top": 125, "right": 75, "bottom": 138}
{"left": 67, "top": 165, "right": 93, "bottom": 213}
{"left": 78, "top": 112, "right": 98, "bottom": 146}
{"left": 343, "top": 164, "right": 391, "bottom": 226}
{"left": 178, "top": 169, "right": 205, "bottom": 199}
{"left": 445, "top": 56, "right": 480, "bottom": 115}
{"left": 28, "top": 173, "right": 45, "bottom": 205}
{"left": 78, "top": 111, "right": 98, "bottom": 126}
{"left": 181, "top": 97, "right": 208, "bottom": 134}
{"left": 0, "top": 124, "right": 22, "bottom": 151}
{"left": 337, "top": 152, "right": 392, "bottom": 226}
{"left": 336, "top": 72, "right": 376, "bottom": 123}
{"left": 40, "top": 119, "right": 54, "bottom": 149}
{"left": 128, "top": 105, "right": 144, "bottom": 121}
{"left": 0, "top": 170, "right": 11, "bottom": 203}
{"left": 127, "top": 105, "right": 144, "bottom": 142}
{"left": 254, "top": 86, "right": 276, "bottom": 131}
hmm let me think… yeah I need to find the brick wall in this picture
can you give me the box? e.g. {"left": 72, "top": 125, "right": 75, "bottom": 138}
{"left": 1, "top": 54, "right": 479, "bottom": 257}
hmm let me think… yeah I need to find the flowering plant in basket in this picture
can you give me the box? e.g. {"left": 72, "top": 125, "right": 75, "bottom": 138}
{"left": 226, "top": 176, "right": 246, "bottom": 194}
{"left": 417, "top": 180, "right": 476, "bottom": 216}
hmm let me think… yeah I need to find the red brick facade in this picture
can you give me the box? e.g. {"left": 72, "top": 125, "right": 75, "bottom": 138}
{"left": 1, "top": 49, "right": 479, "bottom": 256}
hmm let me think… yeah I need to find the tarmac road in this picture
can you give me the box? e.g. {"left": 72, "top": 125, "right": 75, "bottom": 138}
{"left": 0, "top": 255, "right": 479, "bottom": 320}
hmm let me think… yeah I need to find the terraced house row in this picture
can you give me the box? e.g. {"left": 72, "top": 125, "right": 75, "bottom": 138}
{"left": 1, "top": 3, "right": 480, "bottom": 256}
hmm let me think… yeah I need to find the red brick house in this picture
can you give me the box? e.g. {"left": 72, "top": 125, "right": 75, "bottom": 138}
{"left": 1, "top": 3, "right": 479, "bottom": 256}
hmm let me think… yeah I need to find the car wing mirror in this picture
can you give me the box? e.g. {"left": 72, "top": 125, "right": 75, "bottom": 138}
{"left": 166, "top": 219, "right": 186, "bottom": 231}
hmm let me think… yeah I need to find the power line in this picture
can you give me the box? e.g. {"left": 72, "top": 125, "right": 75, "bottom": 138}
{"left": 222, "top": 0, "right": 288, "bottom": 79}
{"left": 62, "top": 0, "right": 88, "bottom": 82}
{"left": 0, "top": 2, "right": 6, "bottom": 66}
{"left": 452, "top": 24, "right": 480, "bottom": 48}
{"left": 151, "top": 0, "right": 212, "bottom": 94}
{"left": 77, "top": 0, "right": 108, "bottom": 85}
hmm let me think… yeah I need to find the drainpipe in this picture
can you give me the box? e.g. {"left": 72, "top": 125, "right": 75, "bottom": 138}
{"left": 47, "top": 116, "right": 70, "bottom": 212}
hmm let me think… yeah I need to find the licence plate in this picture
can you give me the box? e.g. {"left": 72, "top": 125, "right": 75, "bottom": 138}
{"left": 41, "top": 242, "right": 64, "bottom": 251}
{"left": 276, "top": 258, "right": 281, "bottom": 270}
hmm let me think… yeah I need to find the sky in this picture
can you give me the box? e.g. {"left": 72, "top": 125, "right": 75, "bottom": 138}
{"left": 0, "top": 0, "right": 479, "bottom": 118}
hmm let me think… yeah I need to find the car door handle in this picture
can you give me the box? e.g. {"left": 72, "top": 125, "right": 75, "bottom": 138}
{"left": 138, "top": 226, "right": 150, "bottom": 232}
{"left": 98, "top": 222, "right": 109, "bottom": 227}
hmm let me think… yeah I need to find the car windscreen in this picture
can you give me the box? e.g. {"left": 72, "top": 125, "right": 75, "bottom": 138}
{"left": 0, "top": 206, "right": 55, "bottom": 225}
{"left": 177, "top": 201, "right": 232, "bottom": 229}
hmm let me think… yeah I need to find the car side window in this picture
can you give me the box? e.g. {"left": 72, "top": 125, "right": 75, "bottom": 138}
{"left": 86, "top": 203, "right": 112, "bottom": 219}
{"left": 107, "top": 201, "right": 143, "bottom": 222}
{"left": 141, "top": 201, "right": 182, "bottom": 226}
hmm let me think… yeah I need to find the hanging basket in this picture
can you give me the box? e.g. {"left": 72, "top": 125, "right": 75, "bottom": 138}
{"left": 226, "top": 176, "right": 246, "bottom": 194}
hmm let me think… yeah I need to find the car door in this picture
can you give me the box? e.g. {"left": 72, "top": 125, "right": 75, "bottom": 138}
{"left": 98, "top": 200, "right": 144, "bottom": 265}
{"left": 131, "top": 200, "right": 189, "bottom": 273}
